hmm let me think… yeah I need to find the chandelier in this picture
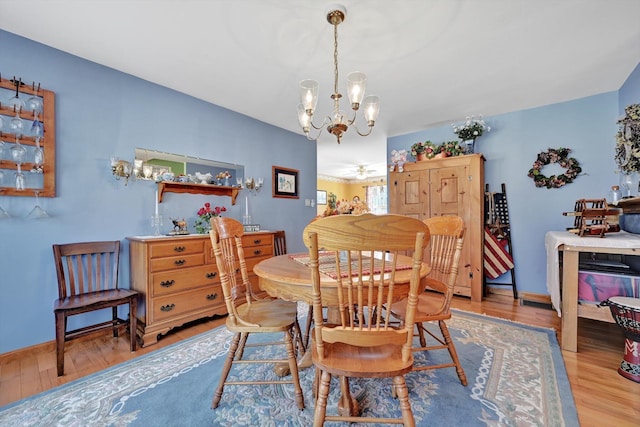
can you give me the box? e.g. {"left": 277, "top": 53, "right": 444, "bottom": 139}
{"left": 297, "top": 5, "right": 380, "bottom": 144}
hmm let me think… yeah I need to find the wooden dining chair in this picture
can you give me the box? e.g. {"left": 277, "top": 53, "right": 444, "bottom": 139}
{"left": 303, "top": 213, "right": 430, "bottom": 426}
{"left": 388, "top": 215, "right": 468, "bottom": 385}
{"left": 52, "top": 240, "right": 138, "bottom": 377}
{"left": 273, "top": 229, "right": 287, "bottom": 256}
{"left": 274, "top": 229, "right": 316, "bottom": 349}
{"left": 209, "top": 217, "right": 305, "bottom": 410}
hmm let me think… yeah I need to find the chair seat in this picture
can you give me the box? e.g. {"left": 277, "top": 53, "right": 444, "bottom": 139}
{"left": 229, "top": 299, "right": 299, "bottom": 332}
{"left": 312, "top": 337, "right": 414, "bottom": 378}
{"left": 390, "top": 292, "right": 451, "bottom": 322}
{"left": 54, "top": 289, "right": 138, "bottom": 312}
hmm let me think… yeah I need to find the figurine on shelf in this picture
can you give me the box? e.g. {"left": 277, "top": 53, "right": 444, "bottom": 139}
{"left": 170, "top": 218, "right": 189, "bottom": 235}
{"left": 389, "top": 149, "right": 408, "bottom": 172}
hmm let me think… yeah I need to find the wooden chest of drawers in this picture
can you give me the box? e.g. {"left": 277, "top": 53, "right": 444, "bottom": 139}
{"left": 128, "top": 232, "right": 275, "bottom": 346}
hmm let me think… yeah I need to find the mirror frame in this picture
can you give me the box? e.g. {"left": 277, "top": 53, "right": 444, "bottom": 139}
{"left": 134, "top": 148, "right": 244, "bottom": 183}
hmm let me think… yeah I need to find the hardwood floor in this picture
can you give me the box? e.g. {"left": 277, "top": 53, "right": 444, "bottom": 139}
{"left": 1, "top": 293, "right": 638, "bottom": 426}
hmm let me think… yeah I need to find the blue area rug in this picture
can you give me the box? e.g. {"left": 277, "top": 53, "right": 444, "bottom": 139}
{"left": 0, "top": 309, "right": 579, "bottom": 426}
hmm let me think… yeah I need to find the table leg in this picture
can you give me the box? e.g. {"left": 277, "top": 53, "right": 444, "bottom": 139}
{"left": 561, "top": 249, "right": 579, "bottom": 352}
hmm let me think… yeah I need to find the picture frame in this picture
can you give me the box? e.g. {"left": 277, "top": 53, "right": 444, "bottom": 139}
{"left": 317, "top": 190, "right": 327, "bottom": 205}
{"left": 272, "top": 166, "right": 299, "bottom": 199}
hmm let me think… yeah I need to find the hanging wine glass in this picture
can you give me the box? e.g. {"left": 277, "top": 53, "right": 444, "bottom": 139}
{"left": 10, "top": 136, "right": 26, "bottom": 165}
{"left": 33, "top": 136, "right": 44, "bottom": 167}
{"left": 27, "top": 190, "right": 49, "bottom": 219}
{"left": 8, "top": 107, "right": 24, "bottom": 136}
{"left": 6, "top": 78, "right": 25, "bottom": 136}
{"left": 11, "top": 136, "right": 27, "bottom": 191}
{"left": 0, "top": 205, "right": 10, "bottom": 219}
{"left": 15, "top": 164, "right": 26, "bottom": 191}
{"left": 0, "top": 115, "right": 5, "bottom": 132}
{"left": 26, "top": 83, "right": 43, "bottom": 114}
{"left": 31, "top": 112, "right": 43, "bottom": 138}
{"left": 6, "top": 78, "right": 25, "bottom": 111}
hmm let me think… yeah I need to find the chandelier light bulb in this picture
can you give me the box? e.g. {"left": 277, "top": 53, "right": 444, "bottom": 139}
{"left": 299, "top": 79, "right": 318, "bottom": 114}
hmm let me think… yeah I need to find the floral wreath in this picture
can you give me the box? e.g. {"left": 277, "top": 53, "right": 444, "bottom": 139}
{"left": 527, "top": 147, "right": 582, "bottom": 189}
{"left": 615, "top": 103, "right": 640, "bottom": 174}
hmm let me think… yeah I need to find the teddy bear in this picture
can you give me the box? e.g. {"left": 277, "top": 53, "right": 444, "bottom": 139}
{"left": 389, "top": 149, "right": 408, "bottom": 173}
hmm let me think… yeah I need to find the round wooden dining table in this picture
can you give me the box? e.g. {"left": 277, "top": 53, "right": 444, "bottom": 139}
{"left": 253, "top": 252, "right": 430, "bottom": 417}
{"left": 254, "top": 253, "right": 430, "bottom": 306}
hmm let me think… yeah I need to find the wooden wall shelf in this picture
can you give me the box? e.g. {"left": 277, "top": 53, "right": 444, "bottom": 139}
{"left": 158, "top": 182, "right": 240, "bottom": 205}
{"left": 0, "top": 77, "right": 56, "bottom": 198}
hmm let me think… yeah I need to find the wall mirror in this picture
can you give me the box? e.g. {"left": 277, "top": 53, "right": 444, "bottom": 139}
{"left": 134, "top": 148, "right": 244, "bottom": 183}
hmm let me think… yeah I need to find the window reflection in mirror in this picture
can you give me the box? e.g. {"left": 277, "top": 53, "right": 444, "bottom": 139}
{"left": 134, "top": 148, "right": 244, "bottom": 185}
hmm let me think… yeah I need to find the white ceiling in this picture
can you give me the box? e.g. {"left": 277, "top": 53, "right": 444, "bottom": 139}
{"left": 1, "top": 0, "right": 639, "bottom": 179}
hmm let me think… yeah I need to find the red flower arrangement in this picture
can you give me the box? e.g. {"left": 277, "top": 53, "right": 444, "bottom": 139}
{"left": 194, "top": 202, "right": 227, "bottom": 234}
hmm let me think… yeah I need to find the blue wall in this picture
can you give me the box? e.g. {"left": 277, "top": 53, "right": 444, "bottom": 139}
{"left": 389, "top": 70, "right": 640, "bottom": 300}
{"left": 620, "top": 62, "right": 640, "bottom": 113}
{"left": 0, "top": 30, "right": 317, "bottom": 354}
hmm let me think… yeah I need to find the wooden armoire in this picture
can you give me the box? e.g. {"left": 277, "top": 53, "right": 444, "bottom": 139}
{"left": 389, "top": 153, "right": 485, "bottom": 301}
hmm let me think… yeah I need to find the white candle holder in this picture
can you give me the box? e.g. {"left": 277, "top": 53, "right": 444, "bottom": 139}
{"left": 151, "top": 214, "right": 163, "bottom": 236}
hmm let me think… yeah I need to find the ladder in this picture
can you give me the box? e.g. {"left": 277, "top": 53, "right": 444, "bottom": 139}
{"left": 484, "top": 183, "right": 517, "bottom": 299}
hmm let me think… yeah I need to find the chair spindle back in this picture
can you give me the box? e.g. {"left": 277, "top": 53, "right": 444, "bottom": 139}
{"left": 53, "top": 241, "right": 121, "bottom": 299}
{"left": 303, "top": 213, "right": 430, "bottom": 363}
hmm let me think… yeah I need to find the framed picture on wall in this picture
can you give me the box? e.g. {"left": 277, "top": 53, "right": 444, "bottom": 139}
{"left": 317, "top": 190, "right": 327, "bottom": 205}
{"left": 272, "top": 166, "right": 299, "bottom": 199}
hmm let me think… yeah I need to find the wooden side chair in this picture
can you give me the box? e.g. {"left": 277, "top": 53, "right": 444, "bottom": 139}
{"left": 52, "top": 240, "right": 138, "bottom": 377}
{"left": 303, "top": 213, "right": 430, "bottom": 426}
{"left": 274, "top": 229, "right": 315, "bottom": 349}
{"left": 209, "top": 217, "right": 305, "bottom": 410}
{"left": 274, "top": 229, "right": 287, "bottom": 256}
{"left": 388, "top": 215, "right": 468, "bottom": 385}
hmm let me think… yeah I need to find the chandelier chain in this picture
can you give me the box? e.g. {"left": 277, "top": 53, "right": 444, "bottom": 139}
{"left": 333, "top": 21, "right": 340, "bottom": 110}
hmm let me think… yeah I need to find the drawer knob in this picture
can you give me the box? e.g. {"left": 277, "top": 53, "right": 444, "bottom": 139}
{"left": 173, "top": 246, "right": 186, "bottom": 252}
{"left": 160, "top": 280, "right": 175, "bottom": 287}
{"left": 206, "top": 272, "right": 218, "bottom": 279}
{"left": 253, "top": 249, "right": 262, "bottom": 256}
{"left": 253, "top": 239, "right": 261, "bottom": 244}
{"left": 235, "top": 268, "right": 241, "bottom": 274}
{"left": 174, "top": 259, "right": 186, "bottom": 265}
{"left": 206, "top": 293, "right": 218, "bottom": 301}
{"left": 160, "top": 303, "right": 175, "bottom": 312}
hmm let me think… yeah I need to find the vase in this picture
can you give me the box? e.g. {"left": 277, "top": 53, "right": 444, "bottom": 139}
{"left": 620, "top": 172, "right": 640, "bottom": 198}
{"left": 416, "top": 152, "right": 427, "bottom": 161}
{"left": 462, "top": 139, "right": 475, "bottom": 154}
{"left": 224, "top": 177, "right": 230, "bottom": 186}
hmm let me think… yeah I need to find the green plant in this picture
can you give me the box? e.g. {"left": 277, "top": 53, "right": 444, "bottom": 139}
{"left": 440, "top": 140, "right": 464, "bottom": 157}
{"left": 452, "top": 115, "right": 490, "bottom": 141}
{"left": 410, "top": 141, "right": 437, "bottom": 159}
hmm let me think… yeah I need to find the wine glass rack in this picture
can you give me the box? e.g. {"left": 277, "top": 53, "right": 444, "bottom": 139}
{"left": 0, "top": 76, "right": 56, "bottom": 198}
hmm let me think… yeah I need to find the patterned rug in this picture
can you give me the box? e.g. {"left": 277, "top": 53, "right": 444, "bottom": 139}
{"left": 0, "top": 309, "right": 579, "bottom": 426}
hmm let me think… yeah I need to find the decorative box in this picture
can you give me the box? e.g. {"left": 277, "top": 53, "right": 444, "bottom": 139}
{"left": 578, "top": 270, "right": 637, "bottom": 304}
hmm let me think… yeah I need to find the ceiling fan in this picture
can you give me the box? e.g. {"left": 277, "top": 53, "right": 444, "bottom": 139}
{"left": 354, "top": 165, "right": 377, "bottom": 180}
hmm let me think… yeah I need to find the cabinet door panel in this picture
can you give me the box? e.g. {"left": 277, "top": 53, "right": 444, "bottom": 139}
{"left": 430, "top": 166, "right": 467, "bottom": 217}
{"left": 390, "top": 170, "right": 428, "bottom": 218}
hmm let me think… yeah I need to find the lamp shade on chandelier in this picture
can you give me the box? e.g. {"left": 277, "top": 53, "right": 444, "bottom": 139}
{"left": 297, "top": 4, "right": 380, "bottom": 144}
